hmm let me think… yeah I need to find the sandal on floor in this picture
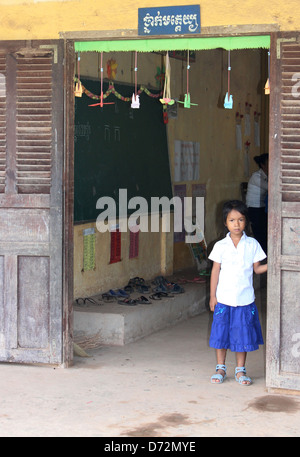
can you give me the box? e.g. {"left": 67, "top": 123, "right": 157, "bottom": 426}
{"left": 152, "top": 284, "right": 168, "bottom": 293}
{"left": 235, "top": 367, "right": 252, "bottom": 385}
{"left": 211, "top": 364, "right": 227, "bottom": 384}
{"left": 76, "top": 297, "right": 100, "bottom": 306}
{"left": 101, "top": 293, "right": 115, "bottom": 302}
{"left": 136, "top": 295, "right": 152, "bottom": 304}
{"left": 149, "top": 293, "right": 162, "bottom": 300}
{"left": 117, "top": 298, "right": 137, "bottom": 306}
{"left": 168, "top": 283, "right": 184, "bottom": 294}
{"left": 124, "top": 285, "right": 134, "bottom": 294}
{"left": 150, "top": 292, "right": 173, "bottom": 300}
{"left": 136, "top": 284, "right": 150, "bottom": 294}
{"left": 109, "top": 289, "right": 129, "bottom": 298}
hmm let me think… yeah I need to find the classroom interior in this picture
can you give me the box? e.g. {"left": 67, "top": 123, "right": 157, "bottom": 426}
{"left": 73, "top": 45, "right": 269, "bottom": 301}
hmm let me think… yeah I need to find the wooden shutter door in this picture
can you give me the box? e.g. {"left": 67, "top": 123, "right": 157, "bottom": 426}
{"left": 267, "top": 33, "right": 300, "bottom": 391}
{"left": 0, "top": 41, "right": 67, "bottom": 365}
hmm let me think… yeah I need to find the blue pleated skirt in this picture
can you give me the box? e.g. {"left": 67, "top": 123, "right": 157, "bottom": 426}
{"left": 209, "top": 302, "right": 264, "bottom": 352}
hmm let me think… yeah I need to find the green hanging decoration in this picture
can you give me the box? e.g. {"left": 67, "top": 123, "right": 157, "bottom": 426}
{"left": 177, "top": 51, "right": 198, "bottom": 109}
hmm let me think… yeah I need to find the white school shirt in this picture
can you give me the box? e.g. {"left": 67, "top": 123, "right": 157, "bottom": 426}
{"left": 208, "top": 232, "right": 266, "bottom": 307}
{"left": 246, "top": 168, "right": 268, "bottom": 208}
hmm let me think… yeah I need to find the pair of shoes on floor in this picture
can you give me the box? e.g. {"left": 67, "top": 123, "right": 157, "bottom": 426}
{"left": 149, "top": 291, "right": 174, "bottom": 300}
{"left": 117, "top": 295, "right": 152, "bottom": 306}
{"left": 108, "top": 289, "right": 129, "bottom": 298}
{"left": 210, "top": 365, "right": 252, "bottom": 385}
{"left": 152, "top": 276, "right": 185, "bottom": 294}
{"left": 126, "top": 277, "right": 150, "bottom": 294}
{"left": 76, "top": 297, "right": 102, "bottom": 306}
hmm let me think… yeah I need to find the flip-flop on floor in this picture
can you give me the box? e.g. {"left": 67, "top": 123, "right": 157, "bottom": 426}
{"left": 117, "top": 298, "right": 137, "bottom": 306}
{"left": 135, "top": 295, "right": 152, "bottom": 304}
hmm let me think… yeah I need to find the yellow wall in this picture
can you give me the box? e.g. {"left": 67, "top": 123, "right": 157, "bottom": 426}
{"left": 0, "top": 0, "right": 300, "bottom": 40}
{"left": 73, "top": 216, "right": 174, "bottom": 299}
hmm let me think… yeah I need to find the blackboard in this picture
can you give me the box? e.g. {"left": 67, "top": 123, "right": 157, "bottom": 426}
{"left": 74, "top": 78, "right": 173, "bottom": 223}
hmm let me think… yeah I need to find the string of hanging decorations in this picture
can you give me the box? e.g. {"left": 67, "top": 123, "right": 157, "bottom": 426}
{"left": 74, "top": 76, "right": 163, "bottom": 102}
{"left": 74, "top": 50, "right": 164, "bottom": 103}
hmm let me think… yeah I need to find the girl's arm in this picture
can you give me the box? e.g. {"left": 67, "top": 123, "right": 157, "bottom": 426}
{"left": 209, "top": 261, "right": 221, "bottom": 312}
{"left": 253, "top": 261, "right": 267, "bottom": 275}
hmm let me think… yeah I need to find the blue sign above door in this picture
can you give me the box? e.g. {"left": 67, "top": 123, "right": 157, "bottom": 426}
{"left": 138, "top": 5, "right": 201, "bottom": 36}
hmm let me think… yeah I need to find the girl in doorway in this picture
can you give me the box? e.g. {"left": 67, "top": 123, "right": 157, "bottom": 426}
{"left": 209, "top": 200, "right": 267, "bottom": 385}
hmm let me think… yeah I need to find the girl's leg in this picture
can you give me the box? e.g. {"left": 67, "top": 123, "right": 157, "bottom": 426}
{"left": 211, "top": 349, "right": 227, "bottom": 383}
{"left": 235, "top": 352, "right": 251, "bottom": 385}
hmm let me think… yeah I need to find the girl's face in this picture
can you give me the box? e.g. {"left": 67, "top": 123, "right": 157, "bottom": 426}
{"left": 225, "top": 209, "right": 246, "bottom": 237}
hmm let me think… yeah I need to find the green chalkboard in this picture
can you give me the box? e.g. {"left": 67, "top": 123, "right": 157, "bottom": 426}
{"left": 74, "top": 78, "right": 173, "bottom": 223}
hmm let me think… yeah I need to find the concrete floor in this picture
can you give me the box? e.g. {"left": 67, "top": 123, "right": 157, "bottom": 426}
{"left": 0, "top": 285, "right": 299, "bottom": 437}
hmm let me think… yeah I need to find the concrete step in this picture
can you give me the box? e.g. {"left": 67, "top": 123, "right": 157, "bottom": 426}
{"left": 74, "top": 282, "right": 208, "bottom": 347}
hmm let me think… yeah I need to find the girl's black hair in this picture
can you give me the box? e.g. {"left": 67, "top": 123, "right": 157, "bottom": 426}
{"left": 254, "top": 153, "right": 268, "bottom": 168}
{"left": 222, "top": 200, "right": 250, "bottom": 233}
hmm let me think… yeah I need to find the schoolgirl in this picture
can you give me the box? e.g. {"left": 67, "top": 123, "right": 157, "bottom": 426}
{"left": 209, "top": 200, "right": 267, "bottom": 385}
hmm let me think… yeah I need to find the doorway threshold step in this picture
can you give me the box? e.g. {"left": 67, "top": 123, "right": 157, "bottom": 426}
{"left": 74, "top": 283, "right": 207, "bottom": 347}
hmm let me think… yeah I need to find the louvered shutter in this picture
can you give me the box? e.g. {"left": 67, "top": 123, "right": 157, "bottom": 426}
{"left": 281, "top": 43, "right": 300, "bottom": 202}
{"left": 0, "top": 52, "right": 6, "bottom": 193}
{"left": 0, "top": 41, "right": 67, "bottom": 365}
{"left": 267, "top": 34, "right": 300, "bottom": 392}
{"left": 16, "top": 52, "right": 53, "bottom": 194}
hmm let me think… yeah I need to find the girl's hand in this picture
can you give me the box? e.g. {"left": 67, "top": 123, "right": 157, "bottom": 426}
{"left": 253, "top": 261, "right": 267, "bottom": 274}
{"left": 209, "top": 296, "right": 218, "bottom": 312}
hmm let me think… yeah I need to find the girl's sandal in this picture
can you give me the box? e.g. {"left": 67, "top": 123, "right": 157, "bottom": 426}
{"left": 211, "top": 364, "right": 227, "bottom": 384}
{"left": 235, "top": 367, "right": 252, "bottom": 385}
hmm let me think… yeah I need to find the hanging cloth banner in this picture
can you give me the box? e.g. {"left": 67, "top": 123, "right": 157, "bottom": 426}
{"left": 75, "top": 35, "right": 270, "bottom": 54}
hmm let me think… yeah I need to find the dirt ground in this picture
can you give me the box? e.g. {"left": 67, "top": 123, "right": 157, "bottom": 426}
{"left": 0, "top": 285, "right": 299, "bottom": 438}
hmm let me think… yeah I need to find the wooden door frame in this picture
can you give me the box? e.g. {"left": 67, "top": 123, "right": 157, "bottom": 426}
{"left": 63, "top": 40, "right": 75, "bottom": 367}
{"left": 266, "top": 31, "right": 300, "bottom": 392}
{"left": 0, "top": 39, "right": 72, "bottom": 365}
{"left": 63, "top": 33, "right": 272, "bottom": 370}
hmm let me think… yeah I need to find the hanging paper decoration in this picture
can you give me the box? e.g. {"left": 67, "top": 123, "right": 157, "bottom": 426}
{"left": 88, "top": 52, "right": 115, "bottom": 108}
{"left": 224, "top": 50, "right": 233, "bottom": 109}
{"left": 106, "top": 58, "right": 117, "bottom": 80}
{"left": 75, "top": 78, "right": 162, "bottom": 103}
{"left": 264, "top": 50, "right": 270, "bottom": 95}
{"left": 74, "top": 53, "right": 83, "bottom": 97}
{"left": 131, "top": 51, "right": 140, "bottom": 109}
{"left": 160, "top": 52, "right": 175, "bottom": 105}
{"left": 177, "top": 51, "right": 198, "bottom": 108}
